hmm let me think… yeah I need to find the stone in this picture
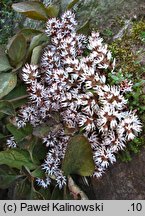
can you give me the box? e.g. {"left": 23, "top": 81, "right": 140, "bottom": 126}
{"left": 91, "top": 147, "right": 145, "bottom": 199}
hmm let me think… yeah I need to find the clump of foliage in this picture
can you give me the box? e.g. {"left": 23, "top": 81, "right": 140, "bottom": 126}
{"left": 0, "top": 0, "right": 19, "bottom": 45}
{"left": 110, "top": 19, "right": 145, "bottom": 75}
{"left": 109, "top": 19, "right": 145, "bottom": 161}
{"left": 0, "top": 0, "right": 143, "bottom": 199}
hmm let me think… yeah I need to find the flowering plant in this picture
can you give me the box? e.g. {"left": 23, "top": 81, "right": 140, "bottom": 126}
{"left": 7, "top": 10, "right": 142, "bottom": 189}
{"left": 0, "top": 1, "right": 142, "bottom": 199}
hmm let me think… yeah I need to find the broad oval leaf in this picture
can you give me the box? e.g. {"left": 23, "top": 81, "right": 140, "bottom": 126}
{"left": 31, "top": 45, "right": 43, "bottom": 65}
{"left": 7, "top": 34, "right": 27, "bottom": 66}
{"left": 18, "top": 28, "right": 43, "bottom": 41}
{"left": 0, "top": 149, "right": 38, "bottom": 170}
{"left": 67, "top": 0, "right": 79, "bottom": 10}
{"left": 0, "top": 100, "right": 15, "bottom": 116}
{"left": 0, "top": 45, "right": 12, "bottom": 72}
{"left": 28, "top": 33, "right": 48, "bottom": 59}
{"left": 12, "top": 2, "right": 48, "bottom": 21}
{"left": 0, "top": 73, "right": 17, "bottom": 99}
{"left": 62, "top": 134, "right": 95, "bottom": 176}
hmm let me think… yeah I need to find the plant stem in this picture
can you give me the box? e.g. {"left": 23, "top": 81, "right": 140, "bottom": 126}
{"left": 8, "top": 95, "right": 28, "bottom": 103}
{"left": 68, "top": 175, "right": 88, "bottom": 200}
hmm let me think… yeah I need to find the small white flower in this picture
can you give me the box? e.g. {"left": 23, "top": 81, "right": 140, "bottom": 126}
{"left": 16, "top": 117, "right": 26, "bottom": 128}
{"left": 36, "top": 177, "right": 51, "bottom": 188}
{"left": 97, "top": 106, "right": 121, "bottom": 132}
{"left": 93, "top": 167, "right": 105, "bottom": 178}
{"left": 22, "top": 64, "right": 40, "bottom": 84}
{"left": 118, "top": 111, "right": 142, "bottom": 140}
{"left": 56, "top": 174, "right": 67, "bottom": 189}
{"left": 120, "top": 80, "right": 133, "bottom": 93}
{"left": 93, "top": 146, "right": 116, "bottom": 168}
{"left": 6, "top": 136, "right": 17, "bottom": 148}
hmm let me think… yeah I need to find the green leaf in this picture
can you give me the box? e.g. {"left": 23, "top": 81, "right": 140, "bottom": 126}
{"left": 140, "top": 31, "right": 145, "bottom": 39}
{"left": 0, "top": 165, "right": 21, "bottom": 189}
{"left": 0, "top": 149, "right": 38, "bottom": 170}
{"left": 46, "top": 5, "right": 59, "bottom": 18}
{"left": 0, "top": 100, "right": 15, "bottom": 116}
{"left": 31, "top": 45, "right": 43, "bottom": 65}
{"left": 12, "top": 2, "right": 48, "bottom": 21}
{"left": 0, "top": 133, "right": 5, "bottom": 139}
{"left": 38, "top": 188, "right": 51, "bottom": 200}
{"left": 0, "top": 45, "right": 12, "bottom": 72}
{"left": 32, "top": 123, "right": 52, "bottom": 138}
{"left": 51, "top": 187, "right": 64, "bottom": 200}
{"left": 13, "top": 177, "right": 48, "bottom": 200}
{"left": 29, "top": 187, "right": 46, "bottom": 200}
{"left": 18, "top": 29, "right": 43, "bottom": 41}
{"left": 28, "top": 33, "right": 48, "bottom": 59}
{"left": 3, "top": 83, "right": 27, "bottom": 108}
{"left": 13, "top": 178, "right": 31, "bottom": 199}
{"left": 62, "top": 134, "right": 95, "bottom": 176}
{"left": 32, "top": 141, "right": 48, "bottom": 161}
{"left": 0, "top": 73, "right": 17, "bottom": 99}
{"left": 6, "top": 123, "right": 33, "bottom": 143}
{"left": 67, "top": 0, "right": 79, "bottom": 10}
{"left": 7, "top": 34, "right": 27, "bottom": 66}
{"left": 31, "top": 167, "right": 45, "bottom": 179}
{"left": 77, "top": 20, "right": 90, "bottom": 35}
{"left": 21, "top": 166, "right": 32, "bottom": 179}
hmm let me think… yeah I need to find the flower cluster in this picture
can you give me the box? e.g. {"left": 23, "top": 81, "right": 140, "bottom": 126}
{"left": 7, "top": 11, "right": 142, "bottom": 188}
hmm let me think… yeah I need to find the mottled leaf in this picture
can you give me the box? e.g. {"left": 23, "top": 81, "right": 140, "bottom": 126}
{"left": 0, "top": 100, "right": 15, "bottom": 116}
{"left": 67, "top": 0, "right": 79, "bottom": 10}
{"left": 0, "top": 73, "right": 17, "bottom": 99}
{"left": 7, "top": 34, "right": 27, "bottom": 66}
{"left": 0, "top": 46, "right": 12, "bottom": 72}
{"left": 62, "top": 134, "right": 95, "bottom": 176}
{"left": 0, "top": 149, "right": 38, "bottom": 170}
{"left": 46, "top": 5, "right": 59, "bottom": 18}
{"left": 12, "top": 2, "right": 48, "bottom": 21}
